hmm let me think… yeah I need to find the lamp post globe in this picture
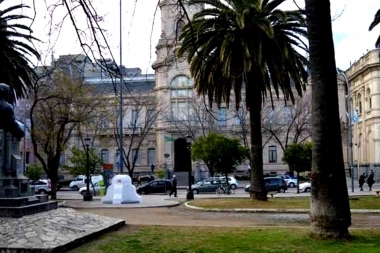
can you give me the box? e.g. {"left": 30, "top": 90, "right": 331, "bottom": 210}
{"left": 186, "top": 135, "right": 194, "bottom": 200}
{"left": 83, "top": 137, "right": 93, "bottom": 201}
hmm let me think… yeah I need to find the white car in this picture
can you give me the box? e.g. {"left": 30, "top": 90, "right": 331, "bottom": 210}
{"left": 214, "top": 176, "right": 239, "bottom": 189}
{"left": 78, "top": 183, "right": 105, "bottom": 196}
{"left": 69, "top": 174, "right": 103, "bottom": 191}
{"left": 280, "top": 175, "right": 298, "bottom": 188}
{"left": 299, "top": 182, "right": 311, "bottom": 192}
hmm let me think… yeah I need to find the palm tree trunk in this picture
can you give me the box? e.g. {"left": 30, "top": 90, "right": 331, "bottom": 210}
{"left": 247, "top": 79, "right": 267, "bottom": 201}
{"left": 305, "top": 0, "right": 351, "bottom": 238}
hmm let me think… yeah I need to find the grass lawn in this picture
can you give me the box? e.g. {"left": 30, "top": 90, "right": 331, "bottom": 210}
{"left": 187, "top": 196, "right": 380, "bottom": 210}
{"left": 70, "top": 225, "right": 380, "bottom": 253}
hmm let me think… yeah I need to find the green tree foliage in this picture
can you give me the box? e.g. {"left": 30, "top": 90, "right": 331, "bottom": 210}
{"left": 178, "top": 0, "right": 308, "bottom": 201}
{"left": 26, "top": 163, "right": 43, "bottom": 181}
{"left": 0, "top": 2, "right": 40, "bottom": 101}
{"left": 282, "top": 142, "right": 312, "bottom": 173}
{"left": 191, "top": 133, "right": 249, "bottom": 179}
{"left": 63, "top": 146, "right": 103, "bottom": 176}
{"left": 155, "top": 168, "right": 165, "bottom": 179}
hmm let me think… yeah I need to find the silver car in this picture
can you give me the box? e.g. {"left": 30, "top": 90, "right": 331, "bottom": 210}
{"left": 30, "top": 180, "right": 51, "bottom": 194}
{"left": 191, "top": 179, "right": 226, "bottom": 194}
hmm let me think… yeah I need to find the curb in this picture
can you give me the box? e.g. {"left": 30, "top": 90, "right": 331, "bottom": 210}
{"left": 62, "top": 200, "right": 181, "bottom": 209}
{"left": 184, "top": 202, "right": 380, "bottom": 214}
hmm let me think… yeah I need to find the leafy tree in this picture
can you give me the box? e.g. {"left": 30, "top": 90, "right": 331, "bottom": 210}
{"left": 63, "top": 146, "right": 103, "bottom": 176}
{"left": 0, "top": 2, "right": 40, "bottom": 101}
{"left": 191, "top": 133, "right": 249, "bottom": 180}
{"left": 155, "top": 168, "right": 165, "bottom": 179}
{"left": 178, "top": 0, "right": 308, "bottom": 201}
{"left": 305, "top": 0, "right": 351, "bottom": 238}
{"left": 26, "top": 163, "right": 43, "bottom": 181}
{"left": 30, "top": 71, "right": 103, "bottom": 200}
{"left": 282, "top": 142, "right": 312, "bottom": 193}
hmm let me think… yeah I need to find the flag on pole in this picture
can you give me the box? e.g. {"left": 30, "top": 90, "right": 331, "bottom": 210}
{"left": 164, "top": 135, "right": 176, "bottom": 142}
{"left": 352, "top": 110, "right": 359, "bottom": 124}
{"left": 346, "top": 110, "right": 359, "bottom": 124}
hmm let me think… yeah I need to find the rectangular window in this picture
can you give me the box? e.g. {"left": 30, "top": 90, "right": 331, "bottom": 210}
{"left": 101, "top": 149, "right": 109, "bottom": 163}
{"left": 172, "top": 102, "right": 189, "bottom": 120}
{"left": 147, "top": 109, "right": 155, "bottom": 121}
{"left": 284, "top": 105, "right": 293, "bottom": 124}
{"left": 131, "top": 109, "right": 140, "bottom": 127}
{"left": 115, "top": 149, "right": 121, "bottom": 169}
{"left": 132, "top": 149, "right": 140, "bottom": 165}
{"left": 25, "top": 151, "right": 30, "bottom": 164}
{"left": 268, "top": 146, "right": 277, "bottom": 163}
{"left": 147, "top": 148, "right": 156, "bottom": 165}
{"left": 218, "top": 107, "right": 227, "bottom": 126}
{"left": 235, "top": 108, "right": 243, "bottom": 125}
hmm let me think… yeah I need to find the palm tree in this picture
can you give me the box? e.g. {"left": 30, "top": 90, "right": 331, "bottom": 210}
{"left": 178, "top": 0, "right": 308, "bottom": 200}
{"left": 305, "top": 0, "right": 351, "bottom": 238}
{"left": 0, "top": 2, "right": 40, "bottom": 101}
{"left": 369, "top": 9, "right": 380, "bottom": 47}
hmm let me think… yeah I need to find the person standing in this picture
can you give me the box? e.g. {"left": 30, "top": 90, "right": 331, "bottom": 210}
{"left": 170, "top": 175, "right": 177, "bottom": 197}
{"left": 136, "top": 176, "right": 142, "bottom": 187}
{"left": 359, "top": 173, "right": 367, "bottom": 191}
{"left": 367, "top": 170, "right": 375, "bottom": 191}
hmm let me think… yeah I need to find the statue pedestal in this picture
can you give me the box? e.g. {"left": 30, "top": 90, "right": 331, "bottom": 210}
{"left": 0, "top": 131, "right": 57, "bottom": 217}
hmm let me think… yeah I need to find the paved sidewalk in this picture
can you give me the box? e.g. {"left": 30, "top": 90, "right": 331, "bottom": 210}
{"left": 0, "top": 208, "right": 124, "bottom": 252}
{"left": 64, "top": 195, "right": 180, "bottom": 209}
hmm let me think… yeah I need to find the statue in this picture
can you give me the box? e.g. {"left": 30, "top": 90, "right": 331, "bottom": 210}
{"left": 0, "top": 83, "right": 24, "bottom": 139}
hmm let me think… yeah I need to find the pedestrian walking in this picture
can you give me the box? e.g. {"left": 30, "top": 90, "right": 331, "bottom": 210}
{"left": 359, "top": 173, "right": 366, "bottom": 191}
{"left": 367, "top": 170, "right": 375, "bottom": 191}
{"left": 136, "top": 176, "right": 142, "bottom": 187}
{"left": 170, "top": 175, "right": 177, "bottom": 197}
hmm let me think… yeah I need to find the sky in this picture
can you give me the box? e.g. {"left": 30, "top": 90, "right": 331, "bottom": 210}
{"left": 7, "top": 0, "right": 380, "bottom": 74}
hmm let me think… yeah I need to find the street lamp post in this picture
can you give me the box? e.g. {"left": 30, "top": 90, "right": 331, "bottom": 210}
{"left": 83, "top": 137, "right": 93, "bottom": 201}
{"left": 337, "top": 68, "right": 354, "bottom": 192}
{"left": 186, "top": 135, "right": 194, "bottom": 200}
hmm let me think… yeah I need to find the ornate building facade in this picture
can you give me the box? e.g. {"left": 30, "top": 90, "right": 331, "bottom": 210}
{"left": 340, "top": 49, "right": 380, "bottom": 179}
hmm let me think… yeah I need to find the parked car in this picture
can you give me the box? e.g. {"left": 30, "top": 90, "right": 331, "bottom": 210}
{"left": 136, "top": 179, "right": 172, "bottom": 195}
{"left": 191, "top": 179, "right": 226, "bottom": 194}
{"left": 298, "top": 182, "right": 311, "bottom": 192}
{"left": 78, "top": 183, "right": 105, "bottom": 196}
{"left": 244, "top": 177, "right": 287, "bottom": 193}
{"left": 133, "top": 174, "right": 155, "bottom": 184}
{"left": 208, "top": 176, "right": 239, "bottom": 189}
{"left": 30, "top": 180, "right": 51, "bottom": 194}
{"left": 280, "top": 175, "right": 298, "bottom": 188}
{"left": 69, "top": 175, "right": 103, "bottom": 191}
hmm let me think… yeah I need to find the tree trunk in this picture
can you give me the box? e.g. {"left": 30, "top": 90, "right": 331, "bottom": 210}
{"left": 50, "top": 177, "right": 57, "bottom": 200}
{"left": 305, "top": 0, "right": 351, "bottom": 238}
{"left": 247, "top": 79, "right": 267, "bottom": 201}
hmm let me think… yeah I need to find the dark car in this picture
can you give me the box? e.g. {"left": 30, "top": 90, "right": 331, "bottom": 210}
{"left": 245, "top": 177, "right": 287, "bottom": 193}
{"left": 133, "top": 174, "right": 155, "bottom": 184}
{"left": 136, "top": 179, "right": 172, "bottom": 195}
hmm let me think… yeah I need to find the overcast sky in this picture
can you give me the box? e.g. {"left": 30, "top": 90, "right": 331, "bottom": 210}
{"left": 9, "top": 0, "right": 380, "bottom": 74}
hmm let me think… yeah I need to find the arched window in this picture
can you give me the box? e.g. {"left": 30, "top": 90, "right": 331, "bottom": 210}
{"left": 367, "top": 88, "right": 372, "bottom": 110}
{"left": 357, "top": 93, "right": 362, "bottom": 114}
{"left": 176, "top": 20, "right": 185, "bottom": 39}
{"left": 170, "top": 75, "right": 194, "bottom": 120}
